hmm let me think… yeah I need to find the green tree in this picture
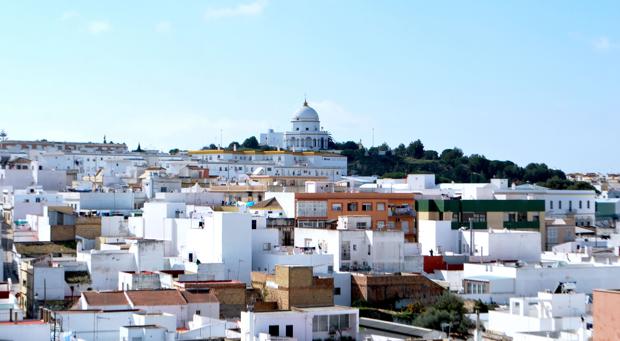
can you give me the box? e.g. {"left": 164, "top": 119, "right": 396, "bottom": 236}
{"left": 242, "top": 136, "right": 260, "bottom": 149}
{"left": 440, "top": 148, "right": 464, "bottom": 163}
{"left": 169, "top": 148, "right": 180, "bottom": 155}
{"left": 394, "top": 143, "right": 407, "bottom": 158}
{"left": 423, "top": 150, "right": 439, "bottom": 160}
{"left": 338, "top": 141, "right": 360, "bottom": 150}
{"left": 413, "top": 292, "right": 474, "bottom": 337}
{"left": 407, "top": 139, "right": 425, "bottom": 158}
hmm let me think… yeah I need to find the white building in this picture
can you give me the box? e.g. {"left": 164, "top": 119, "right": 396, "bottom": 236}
{"left": 260, "top": 100, "right": 331, "bottom": 151}
{"left": 60, "top": 191, "right": 138, "bottom": 212}
{"left": 0, "top": 281, "right": 23, "bottom": 322}
{"left": 137, "top": 202, "right": 253, "bottom": 283}
{"left": 55, "top": 309, "right": 177, "bottom": 341}
{"left": 0, "top": 320, "right": 49, "bottom": 341}
{"left": 77, "top": 239, "right": 165, "bottom": 291}
{"left": 189, "top": 149, "right": 347, "bottom": 182}
{"left": 251, "top": 216, "right": 333, "bottom": 273}
{"left": 240, "top": 306, "right": 359, "bottom": 341}
{"left": 418, "top": 220, "right": 542, "bottom": 262}
{"left": 495, "top": 184, "right": 596, "bottom": 226}
{"left": 78, "top": 289, "right": 219, "bottom": 328}
{"left": 487, "top": 287, "right": 591, "bottom": 340}
{"left": 462, "top": 261, "right": 620, "bottom": 303}
{"left": 2, "top": 186, "right": 63, "bottom": 223}
{"left": 294, "top": 219, "right": 406, "bottom": 273}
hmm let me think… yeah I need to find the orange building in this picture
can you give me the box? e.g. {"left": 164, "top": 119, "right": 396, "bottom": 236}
{"left": 294, "top": 192, "right": 416, "bottom": 241}
{"left": 593, "top": 289, "right": 620, "bottom": 341}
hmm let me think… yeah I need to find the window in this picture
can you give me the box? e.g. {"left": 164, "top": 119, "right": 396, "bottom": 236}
{"left": 347, "top": 202, "right": 358, "bottom": 211}
{"left": 587, "top": 201, "right": 590, "bottom": 209}
{"left": 548, "top": 228, "right": 558, "bottom": 243}
{"left": 579, "top": 201, "right": 583, "bottom": 209}
{"left": 334, "top": 287, "right": 341, "bottom": 295}
{"left": 329, "top": 315, "right": 339, "bottom": 330}
{"left": 195, "top": 310, "right": 201, "bottom": 315}
{"left": 341, "top": 241, "right": 351, "bottom": 260}
{"left": 550, "top": 201, "right": 554, "bottom": 209}
{"left": 569, "top": 201, "right": 573, "bottom": 211}
{"left": 352, "top": 244, "right": 357, "bottom": 251}
{"left": 376, "top": 203, "right": 385, "bottom": 211}
{"left": 559, "top": 201, "right": 562, "bottom": 209}
{"left": 377, "top": 221, "right": 385, "bottom": 229}
{"left": 286, "top": 325, "right": 293, "bottom": 337}
{"left": 263, "top": 243, "right": 272, "bottom": 251}
{"left": 251, "top": 220, "right": 257, "bottom": 230}
{"left": 368, "top": 245, "right": 371, "bottom": 255}
{"left": 296, "top": 201, "right": 328, "bottom": 217}
{"left": 331, "top": 203, "right": 342, "bottom": 211}
{"left": 268, "top": 325, "right": 279, "bottom": 336}
{"left": 327, "top": 314, "right": 351, "bottom": 331}
{"left": 387, "top": 221, "right": 395, "bottom": 229}
{"left": 313, "top": 315, "right": 328, "bottom": 332}
{"left": 362, "top": 202, "right": 372, "bottom": 211}
{"left": 401, "top": 221, "right": 410, "bottom": 233}
{"left": 463, "top": 212, "right": 487, "bottom": 222}
{"left": 339, "top": 314, "right": 350, "bottom": 329}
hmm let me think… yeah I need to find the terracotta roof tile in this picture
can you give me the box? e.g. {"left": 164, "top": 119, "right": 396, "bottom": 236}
{"left": 125, "top": 290, "right": 186, "bottom": 306}
{"left": 83, "top": 291, "right": 129, "bottom": 306}
{"left": 180, "top": 291, "right": 219, "bottom": 304}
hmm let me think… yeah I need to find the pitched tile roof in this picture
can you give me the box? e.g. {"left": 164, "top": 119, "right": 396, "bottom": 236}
{"left": 83, "top": 291, "right": 129, "bottom": 307}
{"left": 180, "top": 291, "right": 219, "bottom": 304}
{"left": 125, "top": 290, "right": 186, "bottom": 306}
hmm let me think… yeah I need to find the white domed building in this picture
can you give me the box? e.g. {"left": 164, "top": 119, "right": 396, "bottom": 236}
{"left": 260, "top": 100, "right": 330, "bottom": 151}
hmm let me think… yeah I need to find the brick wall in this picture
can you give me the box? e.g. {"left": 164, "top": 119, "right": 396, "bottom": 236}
{"left": 351, "top": 273, "right": 444, "bottom": 307}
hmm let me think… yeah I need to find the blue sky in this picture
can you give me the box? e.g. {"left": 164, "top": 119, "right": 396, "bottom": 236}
{"left": 0, "top": 1, "right": 618, "bottom": 172}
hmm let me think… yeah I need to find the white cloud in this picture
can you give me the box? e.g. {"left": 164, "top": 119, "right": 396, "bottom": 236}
{"left": 593, "top": 36, "right": 612, "bottom": 51}
{"left": 204, "top": 0, "right": 267, "bottom": 20}
{"left": 88, "top": 20, "right": 111, "bottom": 34}
{"left": 60, "top": 11, "right": 80, "bottom": 21}
{"left": 155, "top": 21, "right": 172, "bottom": 33}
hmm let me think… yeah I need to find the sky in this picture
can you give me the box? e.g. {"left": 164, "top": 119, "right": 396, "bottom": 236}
{"left": 0, "top": 1, "right": 618, "bottom": 172}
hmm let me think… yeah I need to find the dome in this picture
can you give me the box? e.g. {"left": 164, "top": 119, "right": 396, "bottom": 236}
{"left": 292, "top": 100, "right": 319, "bottom": 121}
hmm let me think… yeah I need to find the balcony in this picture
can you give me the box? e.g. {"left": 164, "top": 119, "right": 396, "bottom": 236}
{"left": 503, "top": 221, "right": 540, "bottom": 229}
{"left": 388, "top": 206, "right": 415, "bottom": 217}
{"left": 451, "top": 221, "right": 487, "bottom": 230}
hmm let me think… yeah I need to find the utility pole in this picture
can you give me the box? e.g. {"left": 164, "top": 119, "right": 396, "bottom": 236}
{"left": 371, "top": 128, "right": 374, "bottom": 147}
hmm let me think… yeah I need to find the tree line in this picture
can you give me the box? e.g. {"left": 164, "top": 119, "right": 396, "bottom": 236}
{"left": 330, "top": 139, "right": 595, "bottom": 190}
{"left": 189, "top": 136, "right": 595, "bottom": 191}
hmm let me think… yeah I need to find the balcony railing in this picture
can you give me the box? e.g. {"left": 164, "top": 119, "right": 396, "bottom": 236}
{"left": 503, "top": 221, "right": 540, "bottom": 229}
{"left": 451, "top": 221, "right": 488, "bottom": 230}
{"left": 388, "top": 207, "right": 415, "bottom": 217}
